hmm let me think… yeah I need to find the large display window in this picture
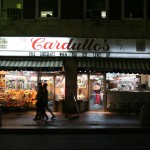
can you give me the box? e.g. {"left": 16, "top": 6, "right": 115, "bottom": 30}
{"left": 0, "top": 71, "right": 66, "bottom": 110}
{"left": 77, "top": 74, "right": 88, "bottom": 100}
{"left": 106, "top": 73, "right": 149, "bottom": 91}
{"left": 55, "top": 75, "right": 65, "bottom": 101}
{"left": 4, "top": 71, "right": 37, "bottom": 104}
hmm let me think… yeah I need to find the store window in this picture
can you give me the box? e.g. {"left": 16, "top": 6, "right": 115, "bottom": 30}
{"left": 86, "top": 0, "right": 107, "bottom": 18}
{"left": 106, "top": 73, "right": 149, "bottom": 91}
{"left": 0, "top": 70, "right": 66, "bottom": 111}
{"left": 40, "top": 76, "right": 54, "bottom": 100}
{"left": 55, "top": 75, "right": 65, "bottom": 101}
{"left": 77, "top": 74, "right": 88, "bottom": 100}
{"left": 0, "top": 71, "right": 37, "bottom": 108}
{"left": 124, "top": 0, "right": 144, "bottom": 19}
{"left": 39, "top": 0, "right": 58, "bottom": 17}
{"left": 40, "top": 74, "right": 65, "bottom": 101}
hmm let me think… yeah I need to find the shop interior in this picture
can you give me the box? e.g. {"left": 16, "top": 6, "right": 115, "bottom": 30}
{"left": 0, "top": 70, "right": 150, "bottom": 112}
{"left": 77, "top": 74, "right": 104, "bottom": 111}
{"left": 106, "top": 73, "right": 149, "bottom": 91}
{"left": 0, "top": 71, "right": 65, "bottom": 111}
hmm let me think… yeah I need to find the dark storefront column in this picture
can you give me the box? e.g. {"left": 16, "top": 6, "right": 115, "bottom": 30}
{"left": 64, "top": 58, "right": 77, "bottom": 114}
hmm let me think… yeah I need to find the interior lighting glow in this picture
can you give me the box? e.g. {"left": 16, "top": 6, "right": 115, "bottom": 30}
{"left": 101, "top": 11, "right": 106, "bottom": 18}
{"left": 41, "top": 11, "right": 53, "bottom": 17}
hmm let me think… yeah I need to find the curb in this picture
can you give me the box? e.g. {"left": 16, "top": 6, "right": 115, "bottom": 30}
{"left": 1, "top": 126, "right": 150, "bottom": 134}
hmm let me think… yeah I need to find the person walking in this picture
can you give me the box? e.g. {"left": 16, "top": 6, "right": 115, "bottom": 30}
{"left": 42, "top": 83, "right": 55, "bottom": 120}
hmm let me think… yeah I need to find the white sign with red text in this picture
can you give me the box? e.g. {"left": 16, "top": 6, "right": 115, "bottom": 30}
{"left": 0, "top": 37, "right": 150, "bottom": 58}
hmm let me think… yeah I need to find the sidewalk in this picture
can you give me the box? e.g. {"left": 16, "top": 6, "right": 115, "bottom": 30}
{"left": 1, "top": 110, "right": 143, "bottom": 129}
{"left": 1, "top": 111, "right": 150, "bottom": 150}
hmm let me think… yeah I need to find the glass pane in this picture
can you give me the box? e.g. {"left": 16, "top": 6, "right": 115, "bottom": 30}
{"left": 106, "top": 73, "right": 142, "bottom": 91}
{"left": 39, "top": 0, "right": 58, "bottom": 17}
{"left": 77, "top": 74, "right": 88, "bottom": 100}
{"left": 86, "top": 0, "right": 106, "bottom": 18}
{"left": 41, "top": 76, "right": 54, "bottom": 100}
{"left": 109, "top": 0, "right": 121, "bottom": 20}
{"left": 55, "top": 75, "right": 65, "bottom": 101}
{"left": 4, "top": 71, "right": 37, "bottom": 107}
{"left": 89, "top": 74, "right": 104, "bottom": 110}
{"left": 124, "top": 0, "right": 144, "bottom": 18}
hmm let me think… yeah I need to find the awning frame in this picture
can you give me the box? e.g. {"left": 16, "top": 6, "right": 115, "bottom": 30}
{"left": 0, "top": 60, "right": 63, "bottom": 71}
{"left": 78, "top": 59, "right": 150, "bottom": 74}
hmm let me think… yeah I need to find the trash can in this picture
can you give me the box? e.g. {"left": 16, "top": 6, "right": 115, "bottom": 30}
{"left": 141, "top": 104, "right": 150, "bottom": 126}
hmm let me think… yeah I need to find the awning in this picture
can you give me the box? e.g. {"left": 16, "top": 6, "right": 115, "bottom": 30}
{"left": 78, "top": 59, "right": 150, "bottom": 74}
{"left": 0, "top": 60, "right": 63, "bottom": 71}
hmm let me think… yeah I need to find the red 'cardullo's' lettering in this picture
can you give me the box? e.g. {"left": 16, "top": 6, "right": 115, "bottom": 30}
{"left": 31, "top": 38, "right": 109, "bottom": 51}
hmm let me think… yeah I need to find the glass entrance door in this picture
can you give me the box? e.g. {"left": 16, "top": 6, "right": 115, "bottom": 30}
{"left": 41, "top": 75, "right": 54, "bottom": 111}
{"left": 40, "top": 74, "right": 65, "bottom": 111}
{"left": 89, "top": 74, "right": 104, "bottom": 110}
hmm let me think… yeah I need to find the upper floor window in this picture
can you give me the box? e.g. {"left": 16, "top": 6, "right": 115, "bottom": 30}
{"left": 86, "top": 0, "right": 107, "bottom": 19}
{"left": 124, "top": 0, "right": 144, "bottom": 19}
{"left": 109, "top": 0, "right": 121, "bottom": 20}
{"left": 39, "top": 0, "right": 58, "bottom": 18}
{"left": 0, "top": 0, "right": 23, "bottom": 19}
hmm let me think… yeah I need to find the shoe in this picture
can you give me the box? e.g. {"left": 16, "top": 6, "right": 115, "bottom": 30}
{"left": 51, "top": 115, "right": 55, "bottom": 120}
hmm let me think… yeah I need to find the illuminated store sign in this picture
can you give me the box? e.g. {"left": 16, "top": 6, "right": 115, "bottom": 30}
{"left": 0, "top": 37, "right": 150, "bottom": 58}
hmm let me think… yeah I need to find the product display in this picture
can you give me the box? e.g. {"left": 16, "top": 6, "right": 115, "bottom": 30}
{"left": 106, "top": 73, "right": 149, "bottom": 91}
{"left": 0, "top": 71, "right": 37, "bottom": 105}
{"left": 55, "top": 75, "right": 65, "bottom": 101}
{"left": 77, "top": 74, "right": 88, "bottom": 100}
{"left": 0, "top": 71, "right": 5, "bottom": 101}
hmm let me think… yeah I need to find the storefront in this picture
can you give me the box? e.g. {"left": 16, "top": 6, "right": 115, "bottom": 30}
{"left": 1, "top": 37, "right": 150, "bottom": 113}
{"left": 78, "top": 58, "right": 150, "bottom": 112}
{"left": 0, "top": 61, "right": 65, "bottom": 111}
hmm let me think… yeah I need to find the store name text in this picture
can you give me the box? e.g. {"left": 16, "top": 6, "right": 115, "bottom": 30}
{"left": 31, "top": 38, "right": 109, "bottom": 51}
